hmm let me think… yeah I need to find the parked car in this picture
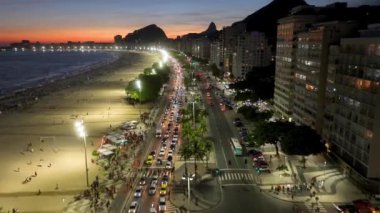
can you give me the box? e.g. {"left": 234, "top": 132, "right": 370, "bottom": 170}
{"left": 248, "top": 149, "right": 262, "bottom": 157}
{"left": 254, "top": 160, "right": 269, "bottom": 168}
{"left": 252, "top": 155, "right": 265, "bottom": 162}
{"left": 233, "top": 117, "right": 241, "bottom": 124}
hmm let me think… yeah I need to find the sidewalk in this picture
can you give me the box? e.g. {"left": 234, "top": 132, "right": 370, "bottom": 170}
{"left": 220, "top": 94, "right": 369, "bottom": 207}
{"left": 169, "top": 161, "right": 221, "bottom": 212}
{"left": 257, "top": 151, "right": 367, "bottom": 205}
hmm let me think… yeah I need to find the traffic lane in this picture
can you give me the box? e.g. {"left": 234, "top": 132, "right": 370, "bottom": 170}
{"left": 204, "top": 185, "right": 297, "bottom": 213}
{"left": 205, "top": 91, "right": 240, "bottom": 169}
{"left": 138, "top": 172, "right": 168, "bottom": 213}
{"left": 206, "top": 97, "right": 237, "bottom": 169}
{"left": 208, "top": 85, "right": 247, "bottom": 169}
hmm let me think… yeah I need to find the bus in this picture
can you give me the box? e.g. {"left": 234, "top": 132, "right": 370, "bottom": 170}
{"left": 230, "top": 137, "right": 242, "bottom": 156}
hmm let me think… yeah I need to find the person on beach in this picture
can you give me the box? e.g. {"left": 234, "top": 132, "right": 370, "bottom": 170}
{"left": 35, "top": 171, "right": 37, "bottom": 176}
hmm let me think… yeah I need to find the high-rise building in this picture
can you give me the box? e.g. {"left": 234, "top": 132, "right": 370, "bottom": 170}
{"left": 330, "top": 24, "right": 380, "bottom": 182}
{"left": 232, "top": 31, "right": 271, "bottom": 79}
{"left": 210, "top": 40, "right": 222, "bottom": 68}
{"left": 273, "top": 15, "right": 317, "bottom": 119}
{"left": 293, "top": 21, "right": 358, "bottom": 133}
{"left": 191, "top": 37, "right": 210, "bottom": 60}
{"left": 221, "top": 23, "right": 246, "bottom": 74}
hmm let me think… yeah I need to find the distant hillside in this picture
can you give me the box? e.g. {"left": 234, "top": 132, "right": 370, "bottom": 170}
{"left": 123, "top": 24, "right": 167, "bottom": 44}
{"left": 234, "top": 0, "right": 308, "bottom": 46}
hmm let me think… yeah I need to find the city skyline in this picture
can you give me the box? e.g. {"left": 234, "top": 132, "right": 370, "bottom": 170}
{"left": 0, "top": 0, "right": 377, "bottom": 45}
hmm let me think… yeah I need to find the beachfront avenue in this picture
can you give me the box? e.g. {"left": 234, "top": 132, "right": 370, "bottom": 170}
{"left": 106, "top": 51, "right": 307, "bottom": 213}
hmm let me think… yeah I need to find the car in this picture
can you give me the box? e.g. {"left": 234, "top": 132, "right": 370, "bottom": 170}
{"left": 161, "top": 180, "right": 168, "bottom": 188}
{"left": 159, "top": 186, "right": 167, "bottom": 195}
{"left": 166, "top": 161, "right": 172, "bottom": 169}
{"left": 148, "top": 184, "right": 157, "bottom": 195}
{"left": 145, "top": 155, "right": 154, "bottom": 165}
{"left": 248, "top": 149, "right": 262, "bottom": 157}
{"left": 233, "top": 117, "right": 241, "bottom": 124}
{"left": 139, "top": 177, "right": 146, "bottom": 185}
{"left": 149, "top": 204, "right": 157, "bottom": 213}
{"left": 159, "top": 148, "right": 165, "bottom": 156}
{"left": 169, "top": 144, "right": 176, "bottom": 150}
{"left": 255, "top": 160, "right": 269, "bottom": 168}
{"left": 156, "top": 158, "right": 163, "bottom": 165}
{"left": 149, "top": 151, "right": 156, "bottom": 158}
{"left": 333, "top": 204, "right": 357, "bottom": 213}
{"left": 168, "top": 150, "right": 173, "bottom": 157}
{"left": 252, "top": 155, "right": 265, "bottom": 162}
{"left": 155, "top": 130, "right": 162, "bottom": 138}
{"left": 164, "top": 132, "right": 170, "bottom": 138}
{"left": 128, "top": 201, "right": 139, "bottom": 213}
{"left": 152, "top": 173, "right": 159, "bottom": 182}
{"left": 167, "top": 155, "right": 173, "bottom": 162}
{"left": 159, "top": 196, "right": 166, "bottom": 212}
{"left": 162, "top": 172, "right": 170, "bottom": 181}
{"left": 134, "top": 186, "right": 143, "bottom": 198}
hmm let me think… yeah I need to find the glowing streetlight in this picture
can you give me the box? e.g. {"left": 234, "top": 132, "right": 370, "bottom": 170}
{"left": 151, "top": 68, "right": 156, "bottom": 75}
{"left": 74, "top": 120, "right": 89, "bottom": 187}
{"left": 182, "top": 173, "right": 195, "bottom": 212}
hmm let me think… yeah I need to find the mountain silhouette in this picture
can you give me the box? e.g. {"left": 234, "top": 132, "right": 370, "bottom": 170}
{"left": 234, "top": 0, "right": 308, "bottom": 46}
{"left": 123, "top": 24, "right": 167, "bottom": 44}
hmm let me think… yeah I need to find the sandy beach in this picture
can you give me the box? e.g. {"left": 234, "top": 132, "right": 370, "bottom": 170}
{"left": 0, "top": 51, "right": 160, "bottom": 212}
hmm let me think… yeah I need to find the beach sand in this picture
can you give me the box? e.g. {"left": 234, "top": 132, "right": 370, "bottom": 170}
{"left": 0, "top": 51, "right": 159, "bottom": 212}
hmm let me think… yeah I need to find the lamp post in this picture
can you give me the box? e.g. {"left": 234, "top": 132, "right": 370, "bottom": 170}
{"left": 182, "top": 172, "right": 195, "bottom": 212}
{"left": 136, "top": 79, "right": 142, "bottom": 119}
{"left": 190, "top": 92, "right": 196, "bottom": 128}
{"left": 74, "top": 120, "right": 89, "bottom": 187}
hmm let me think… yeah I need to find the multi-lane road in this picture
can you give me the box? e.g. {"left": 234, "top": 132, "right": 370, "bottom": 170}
{"left": 118, "top": 56, "right": 313, "bottom": 213}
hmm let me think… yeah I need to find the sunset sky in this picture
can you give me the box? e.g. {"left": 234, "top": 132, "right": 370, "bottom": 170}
{"left": 0, "top": 0, "right": 377, "bottom": 45}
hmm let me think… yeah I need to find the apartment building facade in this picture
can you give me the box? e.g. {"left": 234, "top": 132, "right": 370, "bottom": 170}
{"left": 232, "top": 31, "right": 271, "bottom": 79}
{"left": 331, "top": 24, "right": 380, "bottom": 183}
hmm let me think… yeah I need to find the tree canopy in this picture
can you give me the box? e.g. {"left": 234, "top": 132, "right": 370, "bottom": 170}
{"left": 280, "top": 125, "right": 325, "bottom": 156}
{"left": 229, "top": 64, "right": 275, "bottom": 100}
{"left": 125, "top": 63, "right": 170, "bottom": 102}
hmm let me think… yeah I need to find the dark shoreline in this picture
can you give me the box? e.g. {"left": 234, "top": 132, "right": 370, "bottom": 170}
{"left": 0, "top": 51, "right": 139, "bottom": 113}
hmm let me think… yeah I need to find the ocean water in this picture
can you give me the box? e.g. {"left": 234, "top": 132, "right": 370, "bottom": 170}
{"left": 0, "top": 51, "right": 120, "bottom": 95}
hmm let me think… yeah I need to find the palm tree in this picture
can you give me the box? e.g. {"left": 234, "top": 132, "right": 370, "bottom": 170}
{"left": 191, "top": 140, "right": 206, "bottom": 175}
{"left": 199, "top": 118, "right": 207, "bottom": 137}
{"left": 181, "top": 122, "right": 192, "bottom": 141}
{"left": 179, "top": 143, "right": 193, "bottom": 174}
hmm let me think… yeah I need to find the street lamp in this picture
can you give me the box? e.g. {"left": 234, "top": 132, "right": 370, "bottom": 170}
{"left": 136, "top": 79, "right": 142, "bottom": 118}
{"left": 182, "top": 172, "right": 195, "bottom": 212}
{"left": 189, "top": 92, "right": 196, "bottom": 128}
{"left": 74, "top": 120, "right": 89, "bottom": 187}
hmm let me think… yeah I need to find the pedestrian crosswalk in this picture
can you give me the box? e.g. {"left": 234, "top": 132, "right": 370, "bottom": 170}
{"left": 218, "top": 170, "right": 256, "bottom": 185}
{"left": 304, "top": 202, "right": 327, "bottom": 213}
